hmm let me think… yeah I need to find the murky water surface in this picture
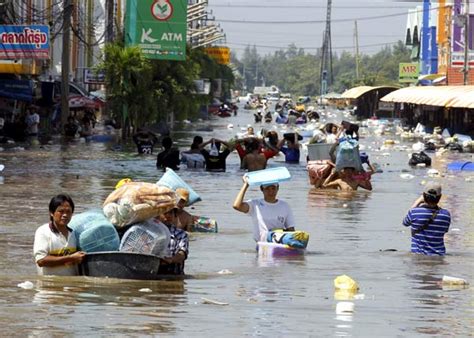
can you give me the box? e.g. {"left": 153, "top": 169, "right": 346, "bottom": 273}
{"left": 0, "top": 107, "right": 472, "bottom": 336}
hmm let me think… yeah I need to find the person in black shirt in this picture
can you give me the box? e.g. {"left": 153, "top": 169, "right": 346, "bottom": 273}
{"left": 200, "top": 138, "right": 231, "bottom": 172}
{"left": 133, "top": 129, "right": 158, "bottom": 154}
{"left": 64, "top": 116, "right": 79, "bottom": 138}
{"left": 156, "top": 136, "right": 180, "bottom": 171}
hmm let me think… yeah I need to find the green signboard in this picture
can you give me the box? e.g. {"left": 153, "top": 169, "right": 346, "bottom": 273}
{"left": 125, "top": 0, "right": 188, "bottom": 61}
{"left": 399, "top": 62, "right": 419, "bottom": 83}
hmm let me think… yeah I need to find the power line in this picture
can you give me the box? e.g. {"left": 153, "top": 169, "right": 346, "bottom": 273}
{"left": 226, "top": 41, "right": 401, "bottom": 50}
{"left": 212, "top": 6, "right": 445, "bottom": 25}
{"left": 209, "top": 4, "right": 416, "bottom": 9}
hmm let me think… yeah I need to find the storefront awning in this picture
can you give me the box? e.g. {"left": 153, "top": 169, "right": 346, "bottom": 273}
{"left": 446, "top": 89, "right": 474, "bottom": 108}
{"left": 341, "top": 86, "right": 399, "bottom": 99}
{"left": 380, "top": 85, "right": 474, "bottom": 108}
{"left": 418, "top": 73, "right": 445, "bottom": 81}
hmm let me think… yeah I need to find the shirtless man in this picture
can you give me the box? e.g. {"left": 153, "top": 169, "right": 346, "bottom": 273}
{"left": 323, "top": 167, "right": 372, "bottom": 191}
{"left": 242, "top": 139, "right": 267, "bottom": 171}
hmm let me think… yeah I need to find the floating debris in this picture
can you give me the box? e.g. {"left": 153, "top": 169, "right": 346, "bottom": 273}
{"left": 201, "top": 297, "right": 229, "bottom": 306}
{"left": 442, "top": 275, "right": 469, "bottom": 286}
{"left": 400, "top": 173, "right": 415, "bottom": 180}
{"left": 17, "top": 281, "right": 34, "bottom": 289}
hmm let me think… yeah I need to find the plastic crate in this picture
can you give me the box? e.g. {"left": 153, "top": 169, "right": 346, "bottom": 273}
{"left": 120, "top": 221, "right": 170, "bottom": 257}
{"left": 69, "top": 209, "right": 120, "bottom": 253}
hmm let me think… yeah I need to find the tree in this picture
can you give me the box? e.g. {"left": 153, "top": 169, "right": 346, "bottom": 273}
{"left": 98, "top": 43, "right": 154, "bottom": 139}
{"left": 98, "top": 43, "right": 235, "bottom": 137}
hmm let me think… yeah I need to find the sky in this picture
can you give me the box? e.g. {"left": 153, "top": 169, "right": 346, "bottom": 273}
{"left": 207, "top": 0, "right": 422, "bottom": 58}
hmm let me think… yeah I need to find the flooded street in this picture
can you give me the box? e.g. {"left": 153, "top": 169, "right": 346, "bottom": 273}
{"left": 0, "top": 107, "right": 472, "bottom": 336}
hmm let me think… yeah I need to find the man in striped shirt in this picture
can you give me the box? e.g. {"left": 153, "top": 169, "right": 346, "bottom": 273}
{"left": 403, "top": 182, "right": 451, "bottom": 256}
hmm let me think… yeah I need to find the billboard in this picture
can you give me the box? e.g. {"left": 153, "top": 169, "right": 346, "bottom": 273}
{"left": 205, "top": 46, "right": 230, "bottom": 65}
{"left": 125, "top": 0, "right": 188, "bottom": 61}
{"left": 399, "top": 63, "right": 420, "bottom": 83}
{"left": 0, "top": 25, "right": 50, "bottom": 60}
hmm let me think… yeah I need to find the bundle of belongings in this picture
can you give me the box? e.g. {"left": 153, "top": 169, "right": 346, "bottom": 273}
{"left": 335, "top": 138, "right": 363, "bottom": 172}
{"left": 68, "top": 178, "right": 191, "bottom": 261}
{"left": 307, "top": 160, "right": 333, "bottom": 188}
{"left": 103, "top": 182, "right": 177, "bottom": 228}
{"left": 266, "top": 229, "right": 309, "bottom": 249}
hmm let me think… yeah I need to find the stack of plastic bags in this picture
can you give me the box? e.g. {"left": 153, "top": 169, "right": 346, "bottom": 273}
{"left": 103, "top": 182, "right": 177, "bottom": 229}
{"left": 335, "top": 138, "right": 363, "bottom": 172}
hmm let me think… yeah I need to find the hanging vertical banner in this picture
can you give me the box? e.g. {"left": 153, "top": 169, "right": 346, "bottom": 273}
{"left": 125, "top": 0, "right": 188, "bottom": 61}
{"left": 0, "top": 25, "right": 50, "bottom": 60}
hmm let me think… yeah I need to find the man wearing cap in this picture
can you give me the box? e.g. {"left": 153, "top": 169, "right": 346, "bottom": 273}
{"left": 233, "top": 177, "right": 295, "bottom": 242}
{"left": 402, "top": 182, "right": 451, "bottom": 256}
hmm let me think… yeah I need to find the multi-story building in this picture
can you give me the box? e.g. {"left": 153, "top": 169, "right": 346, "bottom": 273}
{"left": 405, "top": 0, "right": 474, "bottom": 85}
{"left": 0, "top": 0, "right": 225, "bottom": 86}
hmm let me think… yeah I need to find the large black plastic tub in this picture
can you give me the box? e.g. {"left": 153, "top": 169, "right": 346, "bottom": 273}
{"left": 80, "top": 251, "right": 162, "bottom": 280}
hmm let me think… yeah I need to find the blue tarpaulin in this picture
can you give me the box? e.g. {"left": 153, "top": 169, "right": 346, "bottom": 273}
{"left": 0, "top": 79, "right": 33, "bottom": 102}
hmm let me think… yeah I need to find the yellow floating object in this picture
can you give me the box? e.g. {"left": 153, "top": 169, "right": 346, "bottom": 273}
{"left": 115, "top": 178, "right": 132, "bottom": 190}
{"left": 334, "top": 274, "right": 359, "bottom": 292}
{"left": 334, "top": 289, "right": 357, "bottom": 301}
{"left": 384, "top": 139, "right": 395, "bottom": 145}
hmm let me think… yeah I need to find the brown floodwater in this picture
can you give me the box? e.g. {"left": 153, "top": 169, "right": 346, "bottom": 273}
{"left": 0, "top": 107, "right": 472, "bottom": 336}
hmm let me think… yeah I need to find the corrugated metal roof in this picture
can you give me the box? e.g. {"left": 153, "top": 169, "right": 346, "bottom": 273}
{"left": 380, "top": 85, "right": 474, "bottom": 108}
{"left": 446, "top": 88, "right": 474, "bottom": 108}
{"left": 341, "top": 86, "right": 399, "bottom": 99}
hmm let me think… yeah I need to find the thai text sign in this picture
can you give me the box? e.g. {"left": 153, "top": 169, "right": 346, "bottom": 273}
{"left": 125, "top": 0, "right": 188, "bottom": 61}
{"left": 205, "top": 47, "right": 230, "bottom": 65}
{"left": 84, "top": 68, "right": 106, "bottom": 84}
{"left": 451, "top": 52, "right": 474, "bottom": 68}
{"left": 399, "top": 62, "right": 419, "bottom": 83}
{"left": 0, "top": 25, "right": 50, "bottom": 60}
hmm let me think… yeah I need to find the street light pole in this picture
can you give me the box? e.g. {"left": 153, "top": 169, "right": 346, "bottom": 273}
{"left": 463, "top": 0, "right": 470, "bottom": 85}
{"left": 61, "top": 0, "right": 72, "bottom": 132}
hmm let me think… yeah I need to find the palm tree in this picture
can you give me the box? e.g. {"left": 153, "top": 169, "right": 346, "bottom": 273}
{"left": 98, "top": 43, "right": 155, "bottom": 139}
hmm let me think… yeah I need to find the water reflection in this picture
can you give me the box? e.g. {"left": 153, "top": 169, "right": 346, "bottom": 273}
{"left": 28, "top": 276, "right": 187, "bottom": 335}
{"left": 256, "top": 254, "right": 306, "bottom": 268}
{"left": 0, "top": 107, "right": 473, "bottom": 336}
{"left": 403, "top": 255, "right": 471, "bottom": 336}
{"left": 307, "top": 189, "right": 370, "bottom": 224}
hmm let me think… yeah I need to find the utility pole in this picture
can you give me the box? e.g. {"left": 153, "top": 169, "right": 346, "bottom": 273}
{"left": 105, "top": 0, "right": 114, "bottom": 119}
{"left": 463, "top": 0, "right": 470, "bottom": 85}
{"left": 106, "top": 0, "right": 114, "bottom": 43}
{"left": 256, "top": 61, "right": 259, "bottom": 88}
{"left": 320, "top": 0, "right": 333, "bottom": 97}
{"left": 86, "top": 0, "right": 94, "bottom": 67}
{"left": 354, "top": 20, "right": 360, "bottom": 80}
{"left": 61, "top": 0, "right": 73, "bottom": 131}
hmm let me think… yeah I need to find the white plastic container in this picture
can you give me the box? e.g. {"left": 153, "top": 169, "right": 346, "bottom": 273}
{"left": 441, "top": 275, "right": 469, "bottom": 285}
{"left": 307, "top": 143, "right": 333, "bottom": 161}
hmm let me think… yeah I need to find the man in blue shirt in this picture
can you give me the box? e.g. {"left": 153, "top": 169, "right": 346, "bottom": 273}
{"left": 402, "top": 182, "right": 451, "bottom": 256}
{"left": 277, "top": 133, "right": 300, "bottom": 163}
